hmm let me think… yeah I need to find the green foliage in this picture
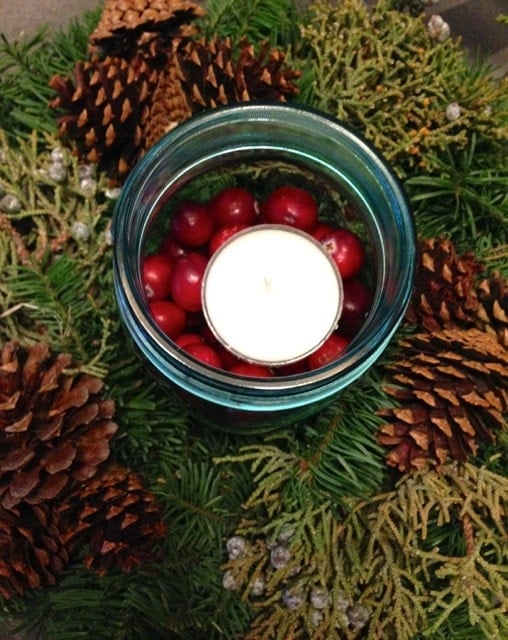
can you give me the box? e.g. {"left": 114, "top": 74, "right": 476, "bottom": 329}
{"left": 4, "top": 255, "right": 109, "bottom": 372}
{"left": 0, "top": 10, "right": 101, "bottom": 141}
{"left": 222, "top": 462, "right": 508, "bottom": 640}
{"left": 405, "top": 134, "right": 508, "bottom": 250}
{"left": 300, "top": 372, "right": 389, "bottom": 503}
{"left": 196, "top": 0, "right": 303, "bottom": 47}
{"left": 215, "top": 376, "right": 389, "bottom": 518}
{"left": 0, "top": 2, "right": 507, "bottom": 639}
{"left": 299, "top": 0, "right": 508, "bottom": 179}
{"left": 105, "top": 355, "right": 194, "bottom": 471}
{"left": 0, "top": 130, "right": 115, "bottom": 374}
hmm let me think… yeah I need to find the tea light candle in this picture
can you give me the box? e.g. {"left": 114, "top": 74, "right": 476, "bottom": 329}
{"left": 202, "top": 224, "right": 343, "bottom": 366}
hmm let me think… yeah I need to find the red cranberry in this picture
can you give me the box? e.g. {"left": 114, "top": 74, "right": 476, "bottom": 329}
{"left": 261, "top": 185, "right": 318, "bottom": 232}
{"left": 175, "top": 333, "right": 203, "bottom": 348}
{"left": 183, "top": 342, "right": 223, "bottom": 368}
{"left": 141, "top": 253, "right": 173, "bottom": 301}
{"left": 209, "top": 223, "right": 248, "bottom": 255}
{"left": 339, "top": 279, "right": 373, "bottom": 337}
{"left": 229, "top": 362, "right": 274, "bottom": 377}
{"left": 311, "top": 222, "right": 335, "bottom": 242}
{"left": 208, "top": 186, "right": 258, "bottom": 227}
{"left": 170, "top": 252, "right": 208, "bottom": 312}
{"left": 170, "top": 200, "right": 214, "bottom": 248}
{"left": 159, "top": 235, "right": 188, "bottom": 261}
{"left": 319, "top": 227, "right": 365, "bottom": 280}
{"left": 306, "top": 333, "right": 349, "bottom": 370}
{"left": 149, "top": 300, "right": 186, "bottom": 339}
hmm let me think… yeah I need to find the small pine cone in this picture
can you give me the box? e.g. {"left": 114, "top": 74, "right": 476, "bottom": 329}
{"left": 0, "top": 341, "right": 118, "bottom": 510}
{"left": 177, "top": 36, "right": 237, "bottom": 108}
{"left": 49, "top": 54, "right": 159, "bottom": 180}
{"left": 377, "top": 328, "right": 508, "bottom": 473}
{"left": 0, "top": 502, "right": 69, "bottom": 599}
{"left": 234, "top": 38, "right": 301, "bottom": 103}
{"left": 405, "top": 237, "right": 484, "bottom": 332}
{"left": 475, "top": 272, "right": 508, "bottom": 347}
{"left": 178, "top": 37, "right": 300, "bottom": 111}
{"left": 59, "top": 465, "right": 166, "bottom": 575}
{"left": 140, "top": 55, "right": 193, "bottom": 151}
{"left": 88, "top": 0, "right": 205, "bottom": 58}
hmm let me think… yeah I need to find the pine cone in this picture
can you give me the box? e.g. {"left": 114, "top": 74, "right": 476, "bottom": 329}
{"left": 59, "top": 465, "right": 166, "bottom": 575}
{"left": 0, "top": 502, "right": 69, "bottom": 599}
{"left": 475, "top": 272, "right": 508, "bottom": 348}
{"left": 178, "top": 37, "right": 301, "bottom": 111}
{"left": 49, "top": 54, "right": 159, "bottom": 179}
{"left": 405, "top": 237, "right": 484, "bottom": 332}
{"left": 88, "top": 0, "right": 206, "bottom": 59}
{"left": 0, "top": 341, "right": 118, "bottom": 510}
{"left": 377, "top": 328, "right": 508, "bottom": 473}
{"left": 140, "top": 55, "right": 193, "bottom": 152}
{"left": 234, "top": 38, "right": 302, "bottom": 103}
{"left": 177, "top": 36, "right": 236, "bottom": 108}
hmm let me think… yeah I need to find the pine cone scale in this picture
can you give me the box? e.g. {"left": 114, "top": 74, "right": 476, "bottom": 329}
{"left": 41, "top": 440, "right": 76, "bottom": 474}
{"left": 1, "top": 448, "right": 35, "bottom": 472}
{"left": 7, "top": 466, "right": 40, "bottom": 505}
{"left": 4, "top": 411, "right": 32, "bottom": 433}
{"left": 30, "top": 473, "right": 69, "bottom": 503}
{"left": 0, "top": 391, "right": 21, "bottom": 412}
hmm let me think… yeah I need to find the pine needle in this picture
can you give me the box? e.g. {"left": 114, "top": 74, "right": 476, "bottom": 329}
{"left": 0, "top": 9, "right": 101, "bottom": 140}
{"left": 198, "top": 0, "right": 302, "bottom": 45}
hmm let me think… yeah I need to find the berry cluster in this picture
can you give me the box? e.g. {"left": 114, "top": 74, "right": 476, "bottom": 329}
{"left": 222, "top": 533, "right": 370, "bottom": 633}
{"left": 142, "top": 184, "right": 372, "bottom": 376}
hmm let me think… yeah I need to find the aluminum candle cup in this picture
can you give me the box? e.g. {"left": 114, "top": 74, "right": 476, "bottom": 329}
{"left": 112, "top": 103, "right": 416, "bottom": 433}
{"left": 201, "top": 224, "right": 344, "bottom": 367}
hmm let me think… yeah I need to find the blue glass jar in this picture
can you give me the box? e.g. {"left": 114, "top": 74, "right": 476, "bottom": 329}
{"left": 112, "top": 103, "right": 416, "bottom": 433}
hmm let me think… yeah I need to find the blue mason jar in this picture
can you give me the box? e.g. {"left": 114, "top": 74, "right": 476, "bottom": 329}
{"left": 112, "top": 103, "right": 416, "bottom": 433}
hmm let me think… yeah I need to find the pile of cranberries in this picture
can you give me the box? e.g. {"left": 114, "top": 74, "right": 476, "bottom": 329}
{"left": 142, "top": 184, "right": 373, "bottom": 377}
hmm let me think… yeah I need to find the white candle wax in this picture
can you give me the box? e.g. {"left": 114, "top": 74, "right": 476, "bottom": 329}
{"left": 201, "top": 224, "right": 343, "bottom": 366}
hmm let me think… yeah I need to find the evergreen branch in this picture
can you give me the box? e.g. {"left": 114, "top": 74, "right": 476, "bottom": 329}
{"left": 300, "top": 0, "right": 508, "bottom": 181}
{"left": 155, "top": 460, "right": 227, "bottom": 552}
{"left": 0, "top": 130, "right": 114, "bottom": 269}
{"left": 222, "top": 460, "right": 507, "bottom": 639}
{"left": 0, "top": 10, "right": 101, "bottom": 141}
{"left": 405, "top": 135, "right": 508, "bottom": 246}
{"left": 198, "top": 0, "right": 302, "bottom": 47}
{"left": 106, "top": 355, "right": 193, "bottom": 471}
{"left": 3, "top": 255, "right": 107, "bottom": 371}
{"left": 217, "top": 442, "right": 305, "bottom": 519}
{"left": 215, "top": 372, "right": 390, "bottom": 520}
{"left": 300, "top": 371, "right": 389, "bottom": 504}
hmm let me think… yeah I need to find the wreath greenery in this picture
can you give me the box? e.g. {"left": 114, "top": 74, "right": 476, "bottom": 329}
{"left": 0, "top": 1, "right": 506, "bottom": 638}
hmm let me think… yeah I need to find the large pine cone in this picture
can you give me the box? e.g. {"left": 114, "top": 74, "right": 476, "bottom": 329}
{"left": 377, "top": 328, "right": 508, "bottom": 473}
{"left": 0, "top": 341, "right": 118, "bottom": 510}
{"left": 59, "top": 465, "right": 166, "bottom": 575}
{"left": 49, "top": 54, "right": 160, "bottom": 179}
{"left": 405, "top": 237, "right": 484, "bottom": 332}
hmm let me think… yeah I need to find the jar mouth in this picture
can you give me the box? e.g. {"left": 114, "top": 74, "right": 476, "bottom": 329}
{"left": 112, "top": 102, "right": 416, "bottom": 411}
